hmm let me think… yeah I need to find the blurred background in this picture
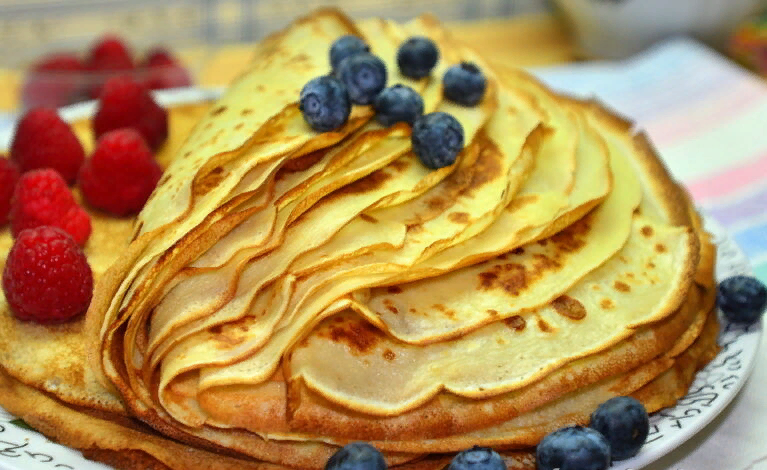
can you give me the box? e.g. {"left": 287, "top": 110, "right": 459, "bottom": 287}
{"left": 0, "top": 0, "right": 765, "bottom": 113}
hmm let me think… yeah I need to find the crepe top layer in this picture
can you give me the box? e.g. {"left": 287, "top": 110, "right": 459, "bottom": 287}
{"left": 84, "top": 7, "right": 702, "bottom": 457}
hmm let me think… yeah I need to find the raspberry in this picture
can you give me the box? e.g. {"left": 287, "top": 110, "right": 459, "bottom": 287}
{"left": 10, "top": 108, "right": 85, "bottom": 184}
{"left": 22, "top": 53, "right": 85, "bottom": 109}
{"left": 87, "top": 35, "right": 134, "bottom": 98}
{"left": 10, "top": 169, "right": 91, "bottom": 245}
{"left": 2, "top": 226, "right": 93, "bottom": 324}
{"left": 144, "top": 47, "right": 176, "bottom": 67}
{"left": 0, "top": 158, "right": 20, "bottom": 226}
{"left": 143, "top": 48, "right": 192, "bottom": 90}
{"left": 79, "top": 129, "right": 162, "bottom": 216}
{"left": 88, "top": 35, "right": 133, "bottom": 72}
{"left": 93, "top": 76, "right": 168, "bottom": 151}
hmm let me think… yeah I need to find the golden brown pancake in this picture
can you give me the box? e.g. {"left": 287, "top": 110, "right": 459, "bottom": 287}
{"left": 0, "top": 8, "right": 720, "bottom": 470}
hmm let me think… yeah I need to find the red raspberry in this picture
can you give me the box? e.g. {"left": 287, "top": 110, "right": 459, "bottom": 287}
{"left": 0, "top": 158, "right": 20, "bottom": 226}
{"left": 2, "top": 226, "right": 93, "bottom": 324}
{"left": 144, "top": 47, "right": 176, "bottom": 67}
{"left": 93, "top": 76, "right": 168, "bottom": 151}
{"left": 142, "top": 47, "right": 192, "bottom": 90}
{"left": 86, "top": 35, "right": 134, "bottom": 98}
{"left": 22, "top": 53, "right": 85, "bottom": 109}
{"left": 10, "top": 108, "right": 85, "bottom": 184}
{"left": 79, "top": 129, "right": 162, "bottom": 216}
{"left": 10, "top": 169, "right": 91, "bottom": 245}
{"left": 88, "top": 35, "right": 133, "bottom": 72}
{"left": 32, "top": 52, "right": 84, "bottom": 72}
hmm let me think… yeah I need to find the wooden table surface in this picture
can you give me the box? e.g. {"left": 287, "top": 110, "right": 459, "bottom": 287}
{"left": 0, "top": 12, "right": 576, "bottom": 113}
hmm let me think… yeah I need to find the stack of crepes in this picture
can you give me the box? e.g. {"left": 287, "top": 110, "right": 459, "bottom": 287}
{"left": 0, "top": 8, "right": 721, "bottom": 470}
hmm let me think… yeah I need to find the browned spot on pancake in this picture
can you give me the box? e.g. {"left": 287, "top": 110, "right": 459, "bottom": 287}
{"left": 478, "top": 271, "right": 500, "bottom": 289}
{"left": 210, "top": 324, "right": 245, "bottom": 348}
{"left": 337, "top": 169, "right": 392, "bottom": 195}
{"left": 325, "top": 320, "right": 381, "bottom": 355}
{"left": 511, "top": 247, "right": 525, "bottom": 255}
{"left": 497, "top": 254, "right": 508, "bottom": 260}
{"left": 432, "top": 304, "right": 456, "bottom": 319}
{"left": 592, "top": 284, "right": 601, "bottom": 291}
{"left": 600, "top": 298, "right": 615, "bottom": 309}
{"left": 209, "top": 325, "right": 224, "bottom": 335}
{"left": 256, "top": 85, "right": 266, "bottom": 92}
{"left": 387, "top": 286, "right": 403, "bottom": 294}
{"left": 474, "top": 219, "right": 592, "bottom": 296}
{"left": 291, "top": 53, "right": 311, "bottom": 67}
{"left": 551, "top": 295, "right": 587, "bottom": 320}
{"left": 647, "top": 262, "right": 656, "bottom": 269}
{"left": 406, "top": 223, "right": 424, "bottom": 234}
{"left": 532, "top": 253, "right": 561, "bottom": 271}
{"left": 461, "top": 135, "right": 503, "bottom": 198}
{"left": 211, "top": 106, "right": 227, "bottom": 116}
{"left": 619, "top": 256, "right": 629, "bottom": 263}
{"left": 204, "top": 122, "right": 213, "bottom": 130}
{"left": 426, "top": 196, "right": 449, "bottom": 212}
{"left": 194, "top": 166, "right": 227, "bottom": 196}
{"left": 389, "top": 158, "right": 410, "bottom": 173}
{"left": 641, "top": 226, "right": 654, "bottom": 237}
{"left": 235, "top": 123, "right": 244, "bottom": 130}
{"left": 183, "top": 151, "right": 192, "bottom": 158}
{"left": 614, "top": 281, "right": 631, "bottom": 293}
{"left": 448, "top": 212, "right": 470, "bottom": 224}
{"left": 360, "top": 214, "right": 378, "bottom": 223}
{"left": 626, "top": 272, "right": 635, "bottom": 279}
{"left": 281, "top": 149, "right": 328, "bottom": 173}
{"left": 537, "top": 239, "right": 548, "bottom": 247}
{"left": 506, "top": 194, "right": 537, "bottom": 212}
{"left": 486, "top": 309, "right": 499, "bottom": 317}
{"left": 382, "top": 349, "right": 396, "bottom": 361}
{"left": 383, "top": 299, "right": 398, "bottom": 314}
{"left": 537, "top": 318, "right": 553, "bottom": 332}
{"left": 655, "top": 243, "right": 667, "bottom": 253}
{"left": 409, "top": 308, "right": 417, "bottom": 314}
{"left": 241, "top": 109, "right": 253, "bottom": 116}
{"left": 496, "top": 338, "right": 506, "bottom": 345}
{"left": 505, "top": 315, "right": 526, "bottom": 331}
{"left": 158, "top": 174, "right": 171, "bottom": 187}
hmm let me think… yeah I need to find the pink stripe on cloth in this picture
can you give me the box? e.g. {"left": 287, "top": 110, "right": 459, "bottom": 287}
{"left": 687, "top": 150, "right": 767, "bottom": 201}
{"left": 643, "top": 79, "right": 766, "bottom": 147}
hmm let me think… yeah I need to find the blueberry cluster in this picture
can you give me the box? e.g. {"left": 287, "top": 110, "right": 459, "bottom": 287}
{"left": 299, "top": 33, "right": 489, "bottom": 170}
{"left": 537, "top": 396, "right": 650, "bottom": 470}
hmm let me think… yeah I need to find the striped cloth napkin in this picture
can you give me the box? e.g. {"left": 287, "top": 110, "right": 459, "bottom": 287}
{"left": 534, "top": 39, "right": 767, "bottom": 470}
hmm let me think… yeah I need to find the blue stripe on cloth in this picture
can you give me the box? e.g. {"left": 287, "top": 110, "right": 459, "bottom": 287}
{"left": 753, "top": 262, "right": 767, "bottom": 283}
{"left": 732, "top": 221, "right": 767, "bottom": 260}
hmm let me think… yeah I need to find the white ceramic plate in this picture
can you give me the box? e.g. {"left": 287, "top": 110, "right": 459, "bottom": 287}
{"left": 0, "top": 97, "right": 762, "bottom": 470}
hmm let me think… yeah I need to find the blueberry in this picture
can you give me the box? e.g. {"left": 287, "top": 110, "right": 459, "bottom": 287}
{"left": 589, "top": 396, "right": 649, "bottom": 461}
{"left": 411, "top": 112, "right": 464, "bottom": 169}
{"left": 397, "top": 36, "right": 439, "bottom": 79}
{"left": 325, "top": 442, "right": 386, "bottom": 470}
{"left": 373, "top": 84, "right": 424, "bottom": 127}
{"left": 299, "top": 76, "right": 351, "bottom": 132}
{"left": 536, "top": 425, "right": 611, "bottom": 470}
{"left": 330, "top": 35, "right": 370, "bottom": 71}
{"left": 336, "top": 53, "right": 387, "bottom": 105}
{"left": 448, "top": 446, "right": 505, "bottom": 470}
{"left": 717, "top": 275, "right": 767, "bottom": 325}
{"left": 443, "top": 62, "right": 487, "bottom": 106}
